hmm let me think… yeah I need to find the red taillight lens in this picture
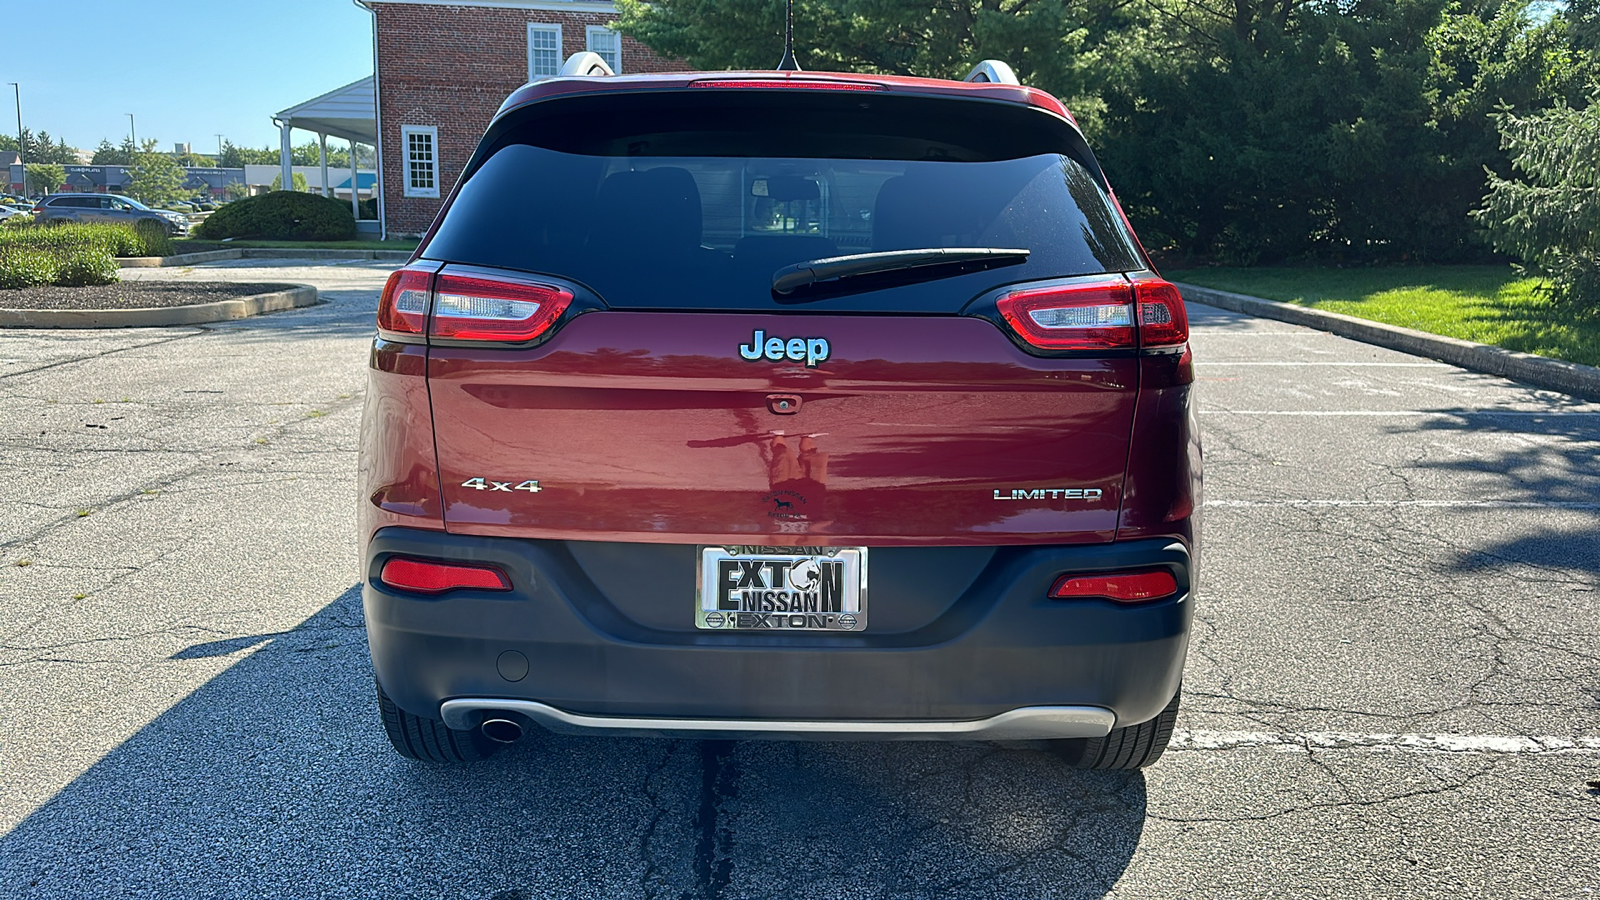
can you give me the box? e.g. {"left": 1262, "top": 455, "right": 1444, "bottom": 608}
{"left": 429, "top": 272, "right": 573, "bottom": 343}
{"left": 689, "top": 79, "right": 884, "bottom": 91}
{"left": 1049, "top": 569, "right": 1178, "bottom": 603}
{"left": 377, "top": 267, "right": 433, "bottom": 336}
{"left": 995, "top": 278, "right": 1136, "bottom": 351}
{"left": 1133, "top": 278, "right": 1189, "bottom": 348}
{"left": 379, "top": 557, "right": 511, "bottom": 594}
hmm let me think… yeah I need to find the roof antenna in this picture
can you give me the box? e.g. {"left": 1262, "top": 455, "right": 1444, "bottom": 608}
{"left": 776, "top": 0, "right": 802, "bottom": 71}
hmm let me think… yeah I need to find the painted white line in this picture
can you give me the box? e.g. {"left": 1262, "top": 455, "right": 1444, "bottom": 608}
{"left": 1199, "top": 362, "right": 1452, "bottom": 367}
{"left": 1202, "top": 409, "right": 1600, "bottom": 417}
{"left": 1206, "top": 499, "right": 1600, "bottom": 510}
{"left": 1172, "top": 730, "right": 1600, "bottom": 754}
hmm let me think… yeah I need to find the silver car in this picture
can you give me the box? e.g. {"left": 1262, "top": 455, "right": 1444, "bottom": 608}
{"left": 33, "top": 193, "right": 188, "bottom": 235}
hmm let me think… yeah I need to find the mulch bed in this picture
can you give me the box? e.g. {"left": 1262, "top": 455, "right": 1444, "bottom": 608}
{"left": 0, "top": 282, "right": 296, "bottom": 311}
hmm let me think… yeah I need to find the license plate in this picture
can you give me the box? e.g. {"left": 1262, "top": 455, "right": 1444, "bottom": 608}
{"left": 696, "top": 546, "right": 868, "bottom": 631}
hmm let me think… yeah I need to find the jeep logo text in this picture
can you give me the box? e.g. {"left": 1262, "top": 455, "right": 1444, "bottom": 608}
{"left": 738, "top": 330, "right": 831, "bottom": 367}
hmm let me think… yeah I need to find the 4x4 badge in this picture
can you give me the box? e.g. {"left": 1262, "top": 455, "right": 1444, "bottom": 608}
{"left": 738, "top": 329, "right": 831, "bottom": 368}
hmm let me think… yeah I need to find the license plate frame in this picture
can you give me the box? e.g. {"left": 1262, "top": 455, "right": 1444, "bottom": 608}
{"left": 695, "top": 545, "right": 868, "bottom": 632}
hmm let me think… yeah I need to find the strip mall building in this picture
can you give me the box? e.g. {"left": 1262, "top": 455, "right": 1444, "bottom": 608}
{"left": 352, "top": 0, "right": 687, "bottom": 237}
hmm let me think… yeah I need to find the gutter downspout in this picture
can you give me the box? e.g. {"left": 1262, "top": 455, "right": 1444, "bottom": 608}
{"left": 353, "top": 0, "right": 386, "bottom": 241}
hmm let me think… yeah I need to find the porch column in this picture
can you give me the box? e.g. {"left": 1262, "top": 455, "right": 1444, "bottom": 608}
{"left": 279, "top": 121, "right": 293, "bottom": 191}
{"left": 318, "top": 133, "right": 330, "bottom": 198}
{"left": 351, "top": 140, "right": 362, "bottom": 221}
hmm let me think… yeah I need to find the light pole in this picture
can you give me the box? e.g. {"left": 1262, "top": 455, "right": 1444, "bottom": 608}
{"left": 7, "top": 83, "right": 23, "bottom": 197}
{"left": 127, "top": 113, "right": 137, "bottom": 152}
{"left": 215, "top": 133, "right": 224, "bottom": 165}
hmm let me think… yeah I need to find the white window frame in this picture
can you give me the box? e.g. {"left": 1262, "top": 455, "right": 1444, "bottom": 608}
{"left": 585, "top": 25, "right": 621, "bottom": 74}
{"left": 527, "top": 23, "right": 563, "bottom": 80}
{"left": 400, "top": 125, "right": 439, "bottom": 199}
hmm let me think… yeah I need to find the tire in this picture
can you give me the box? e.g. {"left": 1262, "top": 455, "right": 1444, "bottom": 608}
{"left": 375, "top": 676, "right": 500, "bottom": 763}
{"left": 1055, "top": 687, "right": 1181, "bottom": 770}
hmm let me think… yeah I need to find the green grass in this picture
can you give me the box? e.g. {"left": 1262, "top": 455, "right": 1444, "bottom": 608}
{"left": 1167, "top": 265, "right": 1600, "bottom": 367}
{"left": 171, "top": 238, "right": 418, "bottom": 253}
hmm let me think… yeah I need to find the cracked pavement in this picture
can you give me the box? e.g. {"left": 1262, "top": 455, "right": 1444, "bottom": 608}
{"left": 1, "top": 262, "right": 1596, "bottom": 898}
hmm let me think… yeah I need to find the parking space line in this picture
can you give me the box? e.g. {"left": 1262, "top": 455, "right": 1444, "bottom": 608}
{"left": 1199, "top": 362, "right": 1452, "bottom": 367}
{"left": 1202, "top": 410, "right": 1600, "bottom": 417}
{"left": 1171, "top": 730, "right": 1600, "bottom": 754}
{"left": 1205, "top": 499, "right": 1600, "bottom": 509}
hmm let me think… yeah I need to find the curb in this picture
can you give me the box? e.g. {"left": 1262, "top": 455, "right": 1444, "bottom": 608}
{"left": 1176, "top": 283, "right": 1600, "bottom": 402}
{"left": 119, "top": 248, "right": 412, "bottom": 267}
{"left": 0, "top": 284, "right": 321, "bottom": 329}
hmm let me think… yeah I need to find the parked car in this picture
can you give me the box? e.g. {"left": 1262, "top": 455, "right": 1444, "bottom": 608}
{"left": 0, "top": 205, "right": 30, "bottom": 220}
{"left": 361, "top": 59, "right": 1200, "bottom": 769}
{"left": 32, "top": 193, "right": 189, "bottom": 235}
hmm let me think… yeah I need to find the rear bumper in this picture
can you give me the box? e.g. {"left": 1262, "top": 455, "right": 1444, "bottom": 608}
{"left": 364, "top": 527, "right": 1192, "bottom": 737}
{"left": 439, "top": 699, "right": 1116, "bottom": 741}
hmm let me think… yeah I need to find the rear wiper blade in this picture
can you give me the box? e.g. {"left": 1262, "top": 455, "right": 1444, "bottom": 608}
{"left": 771, "top": 247, "right": 1030, "bottom": 299}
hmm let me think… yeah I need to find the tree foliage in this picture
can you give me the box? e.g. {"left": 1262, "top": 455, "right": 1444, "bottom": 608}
{"left": 90, "top": 138, "right": 137, "bottom": 166}
{"left": 127, "top": 147, "right": 188, "bottom": 206}
{"left": 0, "top": 129, "right": 78, "bottom": 165}
{"left": 615, "top": 0, "right": 1128, "bottom": 129}
{"left": 24, "top": 163, "right": 65, "bottom": 195}
{"left": 219, "top": 140, "right": 279, "bottom": 168}
{"left": 615, "top": 0, "right": 1598, "bottom": 263}
{"left": 270, "top": 172, "right": 310, "bottom": 192}
{"left": 216, "top": 139, "right": 373, "bottom": 170}
{"left": 1478, "top": 97, "right": 1600, "bottom": 305}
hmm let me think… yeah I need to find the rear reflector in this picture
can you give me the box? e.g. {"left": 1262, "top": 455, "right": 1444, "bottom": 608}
{"left": 379, "top": 557, "right": 511, "bottom": 594}
{"left": 429, "top": 272, "right": 572, "bottom": 343}
{"left": 1049, "top": 569, "right": 1178, "bottom": 603}
{"left": 376, "top": 267, "right": 433, "bottom": 336}
{"left": 690, "top": 79, "right": 884, "bottom": 91}
{"left": 995, "top": 278, "right": 1136, "bottom": 351}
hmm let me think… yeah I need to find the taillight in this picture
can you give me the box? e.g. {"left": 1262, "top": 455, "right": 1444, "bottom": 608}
{"left": 377, "top": 267, "right": 432, "bottom": 336}
{"left": 995, "top": 278, "right": 1136, "bottom": 351}
{"left": 995, "top": 276, "right": 1189, "bottom": 351}
{"left": 430, "top": 272, "right": 572, "bottom": 343}
{"left": 1133, "top": 278, "right": 1189, "bottom": 348}
{"left": 379, "top": 557, "right": 511, "bottom": 594}
{"left": 1049, "top": 569, "right": 1178, "bottom": 603}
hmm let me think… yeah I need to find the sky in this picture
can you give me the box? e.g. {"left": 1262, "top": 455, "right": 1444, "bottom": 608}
{"left": 5, "top": 0, "right": 375, "bottom": 154}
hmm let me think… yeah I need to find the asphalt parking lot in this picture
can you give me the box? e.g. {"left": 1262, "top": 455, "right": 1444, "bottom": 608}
{"left": 1, "top": 259, "right": 1596, "bottom": 898}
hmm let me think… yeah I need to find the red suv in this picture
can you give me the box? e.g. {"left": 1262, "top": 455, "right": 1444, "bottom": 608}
{"left": 360, "top": 62, "right": 1200, "bottom": 769}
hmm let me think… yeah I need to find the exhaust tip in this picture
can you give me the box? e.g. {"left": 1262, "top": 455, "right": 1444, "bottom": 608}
{"left": 481, "top": 717, "right": 524, "bottom": 744}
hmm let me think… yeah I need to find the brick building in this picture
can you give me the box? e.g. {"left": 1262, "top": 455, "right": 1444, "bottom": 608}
{"left": 355, "top": 0, "right": 687, "bottom": 236}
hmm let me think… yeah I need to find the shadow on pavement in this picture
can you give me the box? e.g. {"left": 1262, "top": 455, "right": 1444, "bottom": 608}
{"left": 1, "top": 585, "right": 1147, "bottom": 899}
{"left": 1386, "top": 412, "right": 1600, "bottom": 578}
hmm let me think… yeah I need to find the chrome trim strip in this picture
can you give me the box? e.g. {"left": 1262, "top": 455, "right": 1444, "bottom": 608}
{"left": 440, "top": 700, "right": 1115, "bottom": 741}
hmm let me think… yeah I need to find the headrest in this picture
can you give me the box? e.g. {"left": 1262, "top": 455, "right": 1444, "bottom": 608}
{"left": 591, "top": 167, "right": 703, "bottom": 254}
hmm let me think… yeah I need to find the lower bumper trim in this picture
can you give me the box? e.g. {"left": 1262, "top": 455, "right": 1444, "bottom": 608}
{"left": 439, "top": 699, "right": 1116, "bottom": 741}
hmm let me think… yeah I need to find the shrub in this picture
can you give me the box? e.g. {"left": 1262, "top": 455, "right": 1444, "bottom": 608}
{"left": 196, "top": 191, "right": 356, "bottom": 241}
{"left": 0, "top": 222, "right": 172, "bottom": 258}
{"left": 0, "top": 249, "right": 59, "bottom": 289}
{"left": 53, "top": 249, "right": 121, "bottom": 287}
{"left": 133, "top": 219, "right": 173, "bottom": 257}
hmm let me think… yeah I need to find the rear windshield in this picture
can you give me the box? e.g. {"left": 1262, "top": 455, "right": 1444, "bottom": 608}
{"left": 422, "top": 95, "right": 1142, "bottom": 312}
